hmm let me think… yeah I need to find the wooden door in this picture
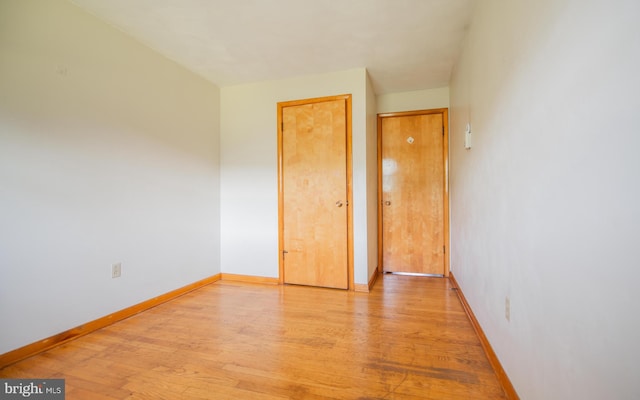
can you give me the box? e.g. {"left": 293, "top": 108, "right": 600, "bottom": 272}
{"left": 378, "top": 109, "right": 448, "bottom": 275}
{"left": 278, "top": 95, "right": 352, "bottom": 289}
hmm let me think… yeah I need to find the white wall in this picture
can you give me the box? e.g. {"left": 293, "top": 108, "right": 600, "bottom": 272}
{"left": 220, "top": 68, "right": 377, "bottom": 284}
{"left": 0, "top": 0, "right": 221, "bottom": 354}
{"left": 376, "top": 87, "right": 449, "bottom": 114}
{"left": 365, "top": 72, "right": 379, "bottom": 282}
{"left": 449, "top": 0, "right": 640, "bottom": 398}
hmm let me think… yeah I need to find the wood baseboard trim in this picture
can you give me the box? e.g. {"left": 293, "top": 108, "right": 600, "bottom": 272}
{"left": 355, "top": 267, "right": 380, "bottom": 292}
{"left": 0, "top": 273, "right": 222, "bottom": 369}
{"left": 449, "top": 272, "right": 519, "bottom": 400}
{"left": 220, "top": 273, "right": 279, "bottom": 285}
{"left": 354, "top": 284, "right": 367, "bottom": 292}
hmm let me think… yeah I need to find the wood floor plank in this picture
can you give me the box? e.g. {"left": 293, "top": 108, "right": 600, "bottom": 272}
{"left": 0, "top": 275, "right": 507, "bottom": 399}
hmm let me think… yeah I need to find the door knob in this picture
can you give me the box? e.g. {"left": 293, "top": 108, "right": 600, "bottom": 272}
{"left": 384, "top": 201, "right": 391, "bottom": 206}
{"left": 336, "top": 201, "right": 343, "bottom": 207}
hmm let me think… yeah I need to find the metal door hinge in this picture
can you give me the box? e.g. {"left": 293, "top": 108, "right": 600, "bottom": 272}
{"left": 443, "top": 245, "right": 446, "bottom": 254}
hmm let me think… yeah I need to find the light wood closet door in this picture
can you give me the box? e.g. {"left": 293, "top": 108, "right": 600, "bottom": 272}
{"left": 380, "top": 111, "right": 446, "bottom": 275}
{"left": 280, "top": 97, "right": 349, "bottom": 289}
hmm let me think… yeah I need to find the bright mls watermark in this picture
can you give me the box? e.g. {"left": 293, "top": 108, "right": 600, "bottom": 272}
{"left": 0, "top": 379, "right": 64, "bottom": 399}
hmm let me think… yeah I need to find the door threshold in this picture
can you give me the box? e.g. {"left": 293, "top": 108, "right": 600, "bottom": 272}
{"left": 383, "top": 271, "right": 444, "bottom": 278}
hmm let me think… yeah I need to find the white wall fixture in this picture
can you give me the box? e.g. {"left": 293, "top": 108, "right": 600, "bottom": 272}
{"left": 111, "top": 263, "right": 122, "bottom": 279}
{"left": 464, "top": 123, "right": 472, "bottom": 149}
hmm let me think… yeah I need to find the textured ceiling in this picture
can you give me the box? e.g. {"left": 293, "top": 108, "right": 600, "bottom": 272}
{"left": 70, "top": 0, "right": 475, "bottom": 94}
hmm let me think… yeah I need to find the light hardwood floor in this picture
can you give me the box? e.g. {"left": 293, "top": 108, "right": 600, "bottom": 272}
{"left": 0, "top": 274, "right": 507, "bottom": 399}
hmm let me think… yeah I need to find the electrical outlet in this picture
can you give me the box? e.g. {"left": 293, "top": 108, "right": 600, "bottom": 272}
{"left": 505, "top": 296, "right": 511, "bottom": 322}
{"left": 112, "top": 263, "right": 121, "bottom": 278}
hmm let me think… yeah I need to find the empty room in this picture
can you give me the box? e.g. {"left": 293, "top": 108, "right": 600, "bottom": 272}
{"left": 1, "top": 0, "right": 639, "bottom": 399}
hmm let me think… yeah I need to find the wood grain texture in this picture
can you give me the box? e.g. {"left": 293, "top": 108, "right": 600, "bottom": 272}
{"left": 449, "top": 272, "right": 520, "bottom": 399}
{"left": 0, "top": 274, "right": 221, "bottom": 369}
{"left": 278, "top": 94, "right": 355, "bottom": 290}
{"left": 1, "top": 275, "right": 508, "bottom": 399}
{"left": 221, "top": 273, "right": 279, "bottom": 285}
{"left": 380, "top": 110, "right": 446, "bottom": 275}
{"left": 280, "top": 96, "right": 350, "bottom": 289}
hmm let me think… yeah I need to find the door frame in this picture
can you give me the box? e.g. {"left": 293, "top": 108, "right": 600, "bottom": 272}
{"left": 377, "top": 108, "right": 450, "bottom": 277}
{"left": 277, "top": 94, "right": 354, "bottom": 290}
